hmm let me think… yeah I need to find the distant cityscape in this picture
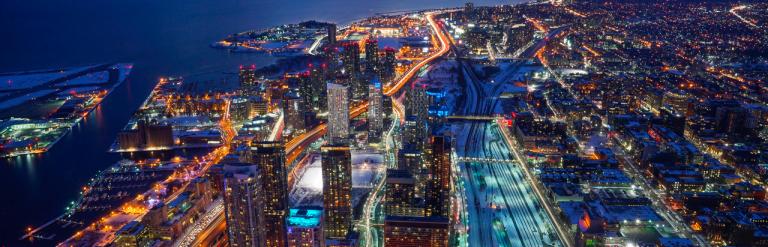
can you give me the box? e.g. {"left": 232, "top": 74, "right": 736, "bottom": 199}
{"left": 5, "top": 0, "right": 768, "bottom": 247}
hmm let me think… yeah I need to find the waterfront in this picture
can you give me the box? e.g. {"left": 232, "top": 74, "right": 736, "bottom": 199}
{"left": 0, "top": 0, "right": 517, "bottom": 244}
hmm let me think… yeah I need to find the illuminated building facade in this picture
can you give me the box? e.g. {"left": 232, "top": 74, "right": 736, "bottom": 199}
{"left": 425, "top": 135, "right": 451, "bottom": 218}
{"left": 240, "top": 65, "right": 259, "bottom": 96}
{"left": 368, "top": 79, "right": 383, "bottom": 143}
{"left": 385, "top": 169, "right": 423, "bottom": 217}
{"left": 246, "top": 141, "right": 288, "bottom": 247}
{"left": 327, "top": 82, "right": 349, "bottom": 145}
{"left": 320, "top": 145, "right": 353, "bottom": 240}
{"left": 365, "top": 39, "right": 379, "bottom": 73}
{"left": 341, "top": 42, "right": 360, "bottom": 75}
{"left": 117, "top": 121, "right": 174, "bottom": 150}
{"left": 222, "top": 163, "right": 267, "bottom": 247}
{"left": 383, "top": 216, "right": 450, "bottom": 247}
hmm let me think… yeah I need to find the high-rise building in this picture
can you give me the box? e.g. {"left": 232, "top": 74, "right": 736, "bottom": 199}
{"left": 368, "top": 79, "right": 384, "bottom": 143}
{"left": 284, "top": 93, "right": 305, "bottom": 138}
{"left": 321, "top": 145, "right": 353, "bottom": 240}
{"left": 403, "top": 85, "right": 430, "bottom": 149}
{"left": 380, "top": 47, "right": 396, "bottom": 82}
{"left": 341, "top": 42, "right": 360, "bottom": 75}
{"left": 402, "top": 115, "right": 426, "bottom": 151}
{"left": 222, "top": 162, "right": 266, "bottom": 247}
{"left": 385, "top": 169, "right": 423, "bottom": 217}
{"left": 240, "top": 65, "right": 259, "bottom": 96}
{"left": 365, "top": 39, "right": 379, "bottom": 74}
{"left": 397, "top": 146, "right": 424, "bottom": 180}
{"left": 327, "top": 82, "right": 350, "bottom": 145}
{"left": 246, "top": 141, "right": 289, "bottom": 247}
{"left": 327, "top": 24, "right": 337, "bottom": 45}
{"left": 464, "top": 2, "right": 475, "bottom": 21}
{"left": 425, "top": 135, "right": 451, "bottom": 218}
{"left": 383, "top": 216, "right": 450, "bottom": 247}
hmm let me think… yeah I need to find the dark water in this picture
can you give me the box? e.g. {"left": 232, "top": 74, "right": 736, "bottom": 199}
{"left": 0, "top": 0, "right": 519, "bottom": 244}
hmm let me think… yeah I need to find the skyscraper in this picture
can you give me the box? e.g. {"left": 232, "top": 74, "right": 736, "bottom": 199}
{"left": 425, "top": 135, "right": 451, "bottom": 218}
{"left": 222, "top": 163, "right": 266, "bottom": 247}
{"left": 403, "top": 85, "right": 430, "bottom": 150}
{"left": 283, "top": 93, "right": 305, "bottom": 138}
{"left": 247, "top": 141, "right": 289, "bottom": 247}
{"left": 364, "top": 39, "right": 379, "bottom": 74}
{"left": 380, "top": 47, "right": 396, "bottom": 82}
{"left": 327, "top": 82, "right": 349, "bottom": 145}
{"left": 240, "top": 65, "right": 258, "bottom": 96}
{"left": 327, "top": 24, "right": 337, "bottom": 45}
{"left": 321, "top": 145, "right": 353, "bottom": 240}
{"left": 368, "top": 79, "right": 383, "bottom": 143}
{"left": 341, "top": 42, "right": 360, "bottom": 75}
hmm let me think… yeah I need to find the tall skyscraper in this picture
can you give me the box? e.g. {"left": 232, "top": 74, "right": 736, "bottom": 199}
{"left": 380, "top": 47, "right": 396, "bottom": 82}
{"left": 327, "top": 24, "right": 337, "bottom": 45}
{"left": 321, "top": 145, "right": 353, "bottom": 240}
{"left": 403, "top": 85, "right": 430, "bottom": 150}
{"left": 222, "top": 162, "right": 266, "bottom": 247}
{"left": 240, "top": 65, "right": 258, "bottom": 96}
{"left": 364, "top": 39, "right": 379, "bottom": 74}
{"left": 247, "top": 141, "right": 289, "bottom": 247}
{"left": 368, "top": 79, "right": 383, "bottom": 143}
{"left": 425, "top": 135, "right": 451, "bottom": 218}
{"left": 341, "top": 42, "right": 360, "bottom": 75}
{"left": 283, "top": 93, "right": 305, "bottom": 138}
{"left": 327, "top": 82, "right": 349, "bottom": 145}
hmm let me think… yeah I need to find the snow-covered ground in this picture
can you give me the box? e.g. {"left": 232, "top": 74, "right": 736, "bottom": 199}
{"left": 56, "top": 71, "right": 109, "bottom": 87}
{"left": 0, "top": 65, "right": 95, "bottom": 91}
{"left": 0, "top": 89, "right": 57, "bottom": 110}
{"left": 290, "top": 151, "right": 384, "bottom": 207}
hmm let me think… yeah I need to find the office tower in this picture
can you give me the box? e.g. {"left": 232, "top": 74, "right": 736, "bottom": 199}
{"left": 247, "top": 141, "right": 289, "bottom": 247}
{"left": 327, "top": 24, "right": 337, "bottom": 45}
{"left": 364, "top": 39, "right": 379, "bottom": 73}
{"left": 383, "top": 94, "right": 393, "bottom": 119}
{"left": 383, "top": 216, "right": 450, "bottom": 247}
{"left": 351, "top": 74, "right": 368, "bottom": 101}
{"left": 287, "top": 206, "right": 324, "bottom": 247}
{"left": 425, "top": 135, "right": 451, "bottom": 218}
{"left": 284, "top": 93, "right": 305, "bottom": 138}
{"left": 406, "top": 85, "right": 430, "bottom": 123}
{"left": 341, "top": 42, "right": 360, "bottom": 75}
{"left": 403, "top": 85, "right": 430, "bottom": 149}
{"left": 222, "top": 163, "right": 266, "bottom": 247}
{"left": 299, "top": 73, "right": 314, "bottom": 114}
{"left": 397, "top": 146, "right": 424, "bottom": 183}
{"left": 327, "top": 82, "right": 349, "bottom": 145}
{"left": 321, "top": 145, "right": 353, "bottom": 240}
{"left": 368, "top": 79, "right": 383, "bottom": 143}
{"left": 380, "top": 47, "right": 396, "bottom": 82}
{"left": 402, "top": 115, "right": 425, "bottom": 151}
{"left": 385, "top": 169, "right": 422, "bottom": 217}
{"left": 240, "top": 65, "right": 258, "bottom": 96}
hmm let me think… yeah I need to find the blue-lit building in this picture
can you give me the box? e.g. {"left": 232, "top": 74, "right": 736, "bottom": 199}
{"left": 287, "top": 206, "right": 323, "bottom": 247}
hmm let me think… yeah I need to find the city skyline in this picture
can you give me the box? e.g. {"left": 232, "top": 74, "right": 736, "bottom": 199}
{"left": 3, "top": 0, "right": 768, "bottom": 246}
